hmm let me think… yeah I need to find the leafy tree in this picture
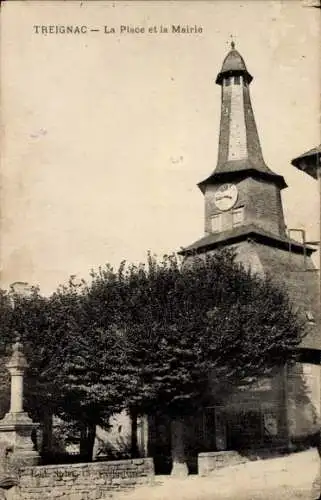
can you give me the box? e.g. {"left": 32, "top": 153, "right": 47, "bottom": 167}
{"left": 0, "top": 248, "right": 304, "bottom": 471}
{"left": 98, "top": 250, "right": 305, "bottom": 475}
{"left": 6, "top": 285, "right": 68, "bottom": 455}
{"left": 42, "top": 274, "right": 134, "bottom": 461}
{"left": 0, "top": 290, "right": 15, "bottom": 417}
{"left": 7, "top": 276, "right": 129, "bottom": 461}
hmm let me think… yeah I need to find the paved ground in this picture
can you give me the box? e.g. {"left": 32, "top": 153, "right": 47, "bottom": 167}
{"left": 112, "top": 448, "right": 320, "bottom": 500}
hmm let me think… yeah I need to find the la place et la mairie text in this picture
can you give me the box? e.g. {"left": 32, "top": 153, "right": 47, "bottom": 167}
{"left": 33, "top": 24, "right": 203, "bottom": 35}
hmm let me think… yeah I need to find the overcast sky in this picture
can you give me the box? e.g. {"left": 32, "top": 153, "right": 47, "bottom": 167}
{"left": 1, "top": 0, "right": 320, "bottom": 295}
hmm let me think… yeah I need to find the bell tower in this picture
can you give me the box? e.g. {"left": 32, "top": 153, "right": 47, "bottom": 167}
{"left": 179, "top": 44, "right": 319, "bottom": 354}
{"left": 198, "top": 42, "right": 287, "bottom": 238}
{"left": 178, "top": 44, "right": 320, "bottom": 454}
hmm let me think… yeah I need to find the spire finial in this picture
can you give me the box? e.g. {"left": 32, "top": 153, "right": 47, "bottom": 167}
{"left": 231, "top": 40, "right": 235, "bottom": 50}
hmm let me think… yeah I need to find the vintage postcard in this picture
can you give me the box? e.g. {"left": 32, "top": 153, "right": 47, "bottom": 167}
{"left": 0, "top": 1, "right": 320, "bottom": 499}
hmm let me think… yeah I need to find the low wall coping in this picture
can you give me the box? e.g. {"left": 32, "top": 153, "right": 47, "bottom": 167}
{"left": 198, "top": 451, "right": 239, "bottom": 457}
{"left": 20, "top": 457, "right": 151, "bottom": 473}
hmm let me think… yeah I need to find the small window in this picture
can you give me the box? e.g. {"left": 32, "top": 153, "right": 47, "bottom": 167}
{"left": 211, "top": 214, "right": 221, "bottom": 233}
{"left": 232, "top": 207, "right": 244, "bottom": 227}
{"left": 225, "top": 77, "right": 231, "bottom": 86}
{"left": 234, "top": 75, "right": 240, "bottom": 85}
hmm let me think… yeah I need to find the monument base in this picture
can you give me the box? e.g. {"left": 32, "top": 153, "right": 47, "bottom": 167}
{"left": 0, "top": 412, "right": 40, "bottom": 468}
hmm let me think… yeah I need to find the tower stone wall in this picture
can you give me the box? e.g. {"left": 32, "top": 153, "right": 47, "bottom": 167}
{"left": 204, "top": 177, "right": 286, "bottom": 236}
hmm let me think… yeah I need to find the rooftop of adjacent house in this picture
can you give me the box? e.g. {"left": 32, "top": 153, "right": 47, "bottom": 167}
{"left": 292, "top": 145, "right": 321, "bottom": 164}
{"left": 291, "top": 145, "right": 321, "bottom": 179}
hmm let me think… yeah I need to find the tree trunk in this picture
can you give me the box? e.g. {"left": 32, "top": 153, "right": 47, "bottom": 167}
{"left": 80, "top": 423, "right": 87, "bottom": 456}
{"left": 80, "top": 422, "right": 96, "bottom": 462}
{"left": 170, "top": 416, "right": 188, "bottom": 477}
{"left": 41, "top": 409, "right": 53, "bottom": 455}
{"left": 130, "top": 407, "right": 139, "bottom": 458}
{"left": 86, "top": 422, "right": 96, "bottom": 461}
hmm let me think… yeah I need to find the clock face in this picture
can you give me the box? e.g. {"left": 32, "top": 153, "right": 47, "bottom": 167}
{"left": 214, "top": 183, "right": 238, "bottom": 211}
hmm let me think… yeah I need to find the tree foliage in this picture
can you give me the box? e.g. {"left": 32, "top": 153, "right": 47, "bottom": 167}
{"left": 0, "top": 250, "right": 305, "bottom": 461}
{"left": 5, "top": 277, "right": 130, "bottom": 459}
{"left": 92, "top": 250, "right": 304, "bottom": 417}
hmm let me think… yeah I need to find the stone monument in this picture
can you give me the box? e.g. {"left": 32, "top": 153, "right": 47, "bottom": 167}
{"left": 0, "top": 337, "right": 40, "bottom": 469}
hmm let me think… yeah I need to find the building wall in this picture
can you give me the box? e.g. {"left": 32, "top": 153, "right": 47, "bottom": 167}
{"left": 204, "top": 178, "right": 286, "bottom": 237}
{"left": 250, "top": 243, "right": 320, "bottom": 350}
{"left": 287, "top": 362, "right": 320, "bottom": 441}
{"left": 92, "top": 410, "right": 132, "bottom": 460}
{"left": 206, "top": 368, "right": 287, "bottom": 450}
{"left": 216, "top": 241, "right": 319, "bottom": 350}
{"left": 230, "top": 241, "right": 320, "bottom": 443}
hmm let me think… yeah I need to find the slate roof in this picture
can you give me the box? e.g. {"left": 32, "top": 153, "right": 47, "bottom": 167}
{"left": 216, "top": 46, "right": 253, "bottom": 85}
{"left": 198, "top": 165, "right": 287, "bottom": 194}
{"left": 291, "top": 145, "right": 321, "bottom": 179}
{"left": 292, "top": 145, "right": 321, "bottom": 163}
{"left": 179, "top": 224, "right": 315, "bottom": 257}
{"left": 199, "top": 45, "right": 287, "bottom": 192}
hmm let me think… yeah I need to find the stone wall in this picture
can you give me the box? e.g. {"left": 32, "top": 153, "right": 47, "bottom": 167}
{"left": 198, "top": 451, "right": 248, "bottom": 476}
{"left": 11, "top": 458, "right": 154, "bottom": 500}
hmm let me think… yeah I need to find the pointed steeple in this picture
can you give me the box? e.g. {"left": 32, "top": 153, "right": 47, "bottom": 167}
{"left": 198, "top": 44, "right": 286, "bottom": 193}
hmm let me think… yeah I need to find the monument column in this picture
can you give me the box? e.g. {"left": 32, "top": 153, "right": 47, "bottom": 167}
{"left": 0, "top": 338, "right": 40, "bottom": 467}
{"left": 7, "top": 339, "right": 27, "bottom": 414}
